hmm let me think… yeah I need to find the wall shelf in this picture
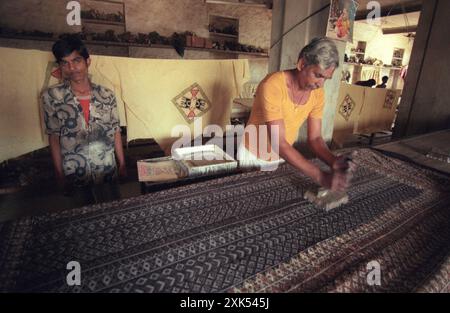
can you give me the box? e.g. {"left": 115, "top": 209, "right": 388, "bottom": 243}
{"left": 209, "top": 15, "right": 239, "bottom": 45}
{"left": 188, "top": 46, "right": 268, "bottom": 57}
{"left": 205, "top": 0, "right": 268, "bottom": 9}
{"left": 81, "top": 19, "right": 126, "bottom": 27}
{"left": 209, "top": 32, "right": 238, "bottom": 39}
{"left": 0, "top": 34, "right": 269, "bottom": 58}
{"left": 81, "top": 0, "right": 126, "bottom": 33}
{"left": 391, "top": 48, "right": 404, "bottom": 67}
{"left": 344, "top": 62, "right": 402, "bottom": 71}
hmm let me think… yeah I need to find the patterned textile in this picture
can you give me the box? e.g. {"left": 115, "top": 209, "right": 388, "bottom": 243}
{"left": 338, "top": 94, "right": 356, "bottom": 122}
{"left": 42, "top": 81, "right": 120, "bottom": 185}
{"left": 172, "top": 83, "right": 212, "bottom": 124}
{"left": 0, "top": 149, "right": 449, "bottom": 293}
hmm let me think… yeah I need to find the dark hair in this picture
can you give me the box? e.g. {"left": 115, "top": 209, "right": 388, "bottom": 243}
{"left": 382, "top": 76, "right": 389, "bottom": 82}
{"left": 52, "top": 34, "right": 90, "bottom": 64}
{"left": 368, "top": 79, "right": 376, "bottom": 86}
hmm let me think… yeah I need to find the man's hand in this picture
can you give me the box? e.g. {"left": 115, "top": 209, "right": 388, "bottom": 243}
{"left": 55, "top": 173, "right": 72, "bottom": 196}
{"left": 56, "top": 173, "right": 66, "bottom": 190}
{"left": 319, "top": 154, "right": 356, "bottom": 192}
{"left": 319, "top": 170, "right": 349, "bottom": 192}
{"left": 332, "top": 154, "right": 356, "bottom": 172}
{"left": 114, "top": 131, "right": 127, "bottom": 181}
{"left": 118, "top": 163, "right": 128, "bottom": 180}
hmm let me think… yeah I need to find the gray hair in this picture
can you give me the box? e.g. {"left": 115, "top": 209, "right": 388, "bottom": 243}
{"left": 298, "top": 37, "right": 340, "bottom": 69}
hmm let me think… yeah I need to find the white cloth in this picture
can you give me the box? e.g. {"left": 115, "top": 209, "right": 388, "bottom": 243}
{"left": 237, "top": 143, "right": 285, "bottom": 172}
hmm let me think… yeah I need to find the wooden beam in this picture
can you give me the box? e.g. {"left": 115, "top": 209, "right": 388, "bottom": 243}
{"left": 356, "top": 1, "right": 422, "bottom": 21}
{"left": 382, "top": 25, "right": 418, "bottom": 34}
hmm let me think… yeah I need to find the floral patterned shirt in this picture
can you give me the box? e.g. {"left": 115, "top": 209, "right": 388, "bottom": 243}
{"left": 42, "top": 81, "right": 120, "bottom": 186}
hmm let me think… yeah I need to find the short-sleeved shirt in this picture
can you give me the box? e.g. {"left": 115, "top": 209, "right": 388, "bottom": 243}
{"left": 244, "top": 71, "right": 325, "bottom": 159}
{"left": 42, "top": 81, "right": 121, "bottom": 186}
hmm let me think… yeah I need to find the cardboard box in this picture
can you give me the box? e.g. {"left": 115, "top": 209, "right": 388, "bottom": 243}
{"left": 191, "top": 35, "right": 205, "bottom": 48}
{"left": 173, "top": 145, "right": 237, "bottom": 176}
{"left": 185, "top": 35, "right": 193, "bottom": 47}
{"left": 137, "top": 145, "right": 237, "bottom": 182}
{"left": 137, "top": 157, "right": 186, "bottom": 182}
{"left": 204, "top": 39, "right": 213, "bottom": 49}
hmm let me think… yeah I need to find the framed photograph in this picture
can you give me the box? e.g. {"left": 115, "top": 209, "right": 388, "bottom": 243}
{"left": 326, "top": 0, "right": 358, "bottom": 43}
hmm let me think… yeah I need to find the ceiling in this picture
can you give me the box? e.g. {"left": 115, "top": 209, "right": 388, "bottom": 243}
{"left": 359, "top": 11, "right": 420, "bottom": 28}
{"left": 204, "top": 0, "right": 422, "bottom": 12}
{"left": 356, "top": 0, "right": 420, "bottom": 11}
{"left": 203, "top": 0, "right": 423, "bottom": 27}
{"left": 355, "top": 0, "right": 422, "bottom": 19}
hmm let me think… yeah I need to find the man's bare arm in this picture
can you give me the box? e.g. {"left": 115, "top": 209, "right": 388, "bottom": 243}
{"left": 267, "top": 119, "right": 348, "bottom": 191}
{"left": 48, "top": 134, "right": 65, "bottom": 186}
{"left": 308, "top": 117, "right": 354, "bottom": 173}
{"left": 266, "top": 119, "right": 323, "bottom": 184}
{"left": 114, "top": 130, "right": 127, "bottom": 178}
{"left": 307, "top": 117, "right": 337, "bottom": 167}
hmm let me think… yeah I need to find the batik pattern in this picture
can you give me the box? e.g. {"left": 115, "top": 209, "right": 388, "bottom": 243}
{"left": 0, "top": 149, "right": 449, "bottom": 292}
{"left": 42, "top": 81, "right": 120, "bottom": 185}
{"left": 339, "top": 94, "right": 356, "bottom": 121}
{"left": 172, "top": 83, "right": 212, "bottom": 123}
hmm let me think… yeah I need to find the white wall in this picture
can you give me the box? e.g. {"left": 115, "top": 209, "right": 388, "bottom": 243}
{"left": 394, "top": 0, "right": 450, "bottom": 137}
{"left": 346, "top": 20, "right": 415, "bottom": 67}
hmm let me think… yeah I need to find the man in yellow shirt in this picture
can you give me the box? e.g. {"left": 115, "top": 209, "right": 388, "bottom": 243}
{"left": 238, "top": 37, "right": 351, "bottom": 192}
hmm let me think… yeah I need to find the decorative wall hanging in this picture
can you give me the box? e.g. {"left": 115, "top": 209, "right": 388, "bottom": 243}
{"left": 172, "top": 83, "right": 212, "bottom": 124}
{"left": 326, "top": 0, "right": 358, "bottom": 43}
{"left": 384, "top": 90, "right": 396, "bottom": 110}
{"left": 339, "top": 94, "right": 356, "bottom": 121}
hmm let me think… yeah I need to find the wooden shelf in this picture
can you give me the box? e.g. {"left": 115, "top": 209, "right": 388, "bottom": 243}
{"left": 205, "top": 0, "right": 267, "bottom": 8}
{"left": 209, "top": 32, "right": 238, "bottom": 39}
{"left": 82, "top": 19, "right": 125, "bottom": 26}
{"left": 0, "top": 34, "right": 55, "bottom": 42}
{"left": 344, "top": 62, "right": 402, "bottom": 70}
{"left": 88, "top": 0, "right": 124, "bottom": 4}
{"left": 188, "top": 46, "right": 268, "bottom": 57}
{"left": 0, "top": 35, "right": 269, "bottom": 58}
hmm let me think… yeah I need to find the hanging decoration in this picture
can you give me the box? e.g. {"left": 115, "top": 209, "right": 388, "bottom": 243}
{"left": 326, "top": 0, "right": 358, "bottom": 43}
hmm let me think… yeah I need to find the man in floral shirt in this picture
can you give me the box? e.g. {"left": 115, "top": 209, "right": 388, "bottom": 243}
{"left": 42, "top": 35, "right": 126, "bottom": 188}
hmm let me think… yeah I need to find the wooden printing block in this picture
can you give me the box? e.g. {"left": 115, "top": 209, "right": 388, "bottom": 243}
{"left": 304, "top": 188, "right": 349, "bottom": 211}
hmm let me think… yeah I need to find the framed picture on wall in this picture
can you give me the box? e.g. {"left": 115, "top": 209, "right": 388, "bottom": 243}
{"left": 326, "top": 0, "right": 358, "bottom": 43}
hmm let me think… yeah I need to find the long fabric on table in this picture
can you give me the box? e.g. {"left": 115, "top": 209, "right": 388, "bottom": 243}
{"left": 0, "top": 149, "right": 449, "bottom": 292}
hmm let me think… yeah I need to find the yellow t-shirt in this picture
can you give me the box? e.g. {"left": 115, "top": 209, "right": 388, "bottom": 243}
{"left": 244, "top": 71, "right": 325, "bottom": 159}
